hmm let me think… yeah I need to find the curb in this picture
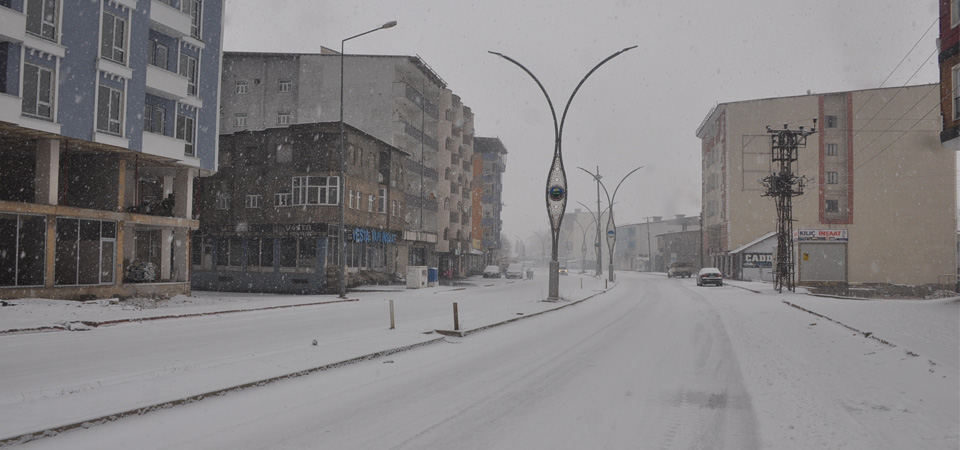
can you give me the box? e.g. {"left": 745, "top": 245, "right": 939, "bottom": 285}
{"left": 0, "top": 336, "right": 444, "bottom": 447}
{"left": 0, "top": 299, "right": 359, "bottom": 336}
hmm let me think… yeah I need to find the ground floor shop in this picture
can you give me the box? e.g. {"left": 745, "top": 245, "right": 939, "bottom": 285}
{"left": 191, "top": 224, "right": 401, "bottom": 294}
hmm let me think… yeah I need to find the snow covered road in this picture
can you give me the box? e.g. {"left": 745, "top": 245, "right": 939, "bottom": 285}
{"left": 5, "top": 272, "right": 958, "bottom": 449}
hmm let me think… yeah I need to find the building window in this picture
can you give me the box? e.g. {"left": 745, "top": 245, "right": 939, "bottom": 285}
{"left": 291, "top": 176, "right": 339, "bottom": 205}
{"left": 368, "top": 194, "right": 375, "bottom": 212}
{"left": 355, "top": 191, "right": 362, "bottom": 209}
{"left": 348, "top": 189, "right": 354, "bottom": 209}
{"left": 279, "top": 237, "right": 316, "bottom": 269}
{"left": 378, "top": 188, "right": 387, "bottom": 213}
{"left": 953, "top": 0, "right": 960, "bottom": 27}
{"left": 277, "top": 112, "right": 292, "bottom": 125}
{"left": 54, "top": 219, "right": 116, "bottom": 286}
{"left": 144, "top": 104, "right": 165, "bottom": 134}
{"left": 245, "top": 194, "right": 261, "bottom": 208}
{"left": 825, "top": 199, "right": 839, "bottom": 213}
{"left": 25, "top": 0, "right": 58, "bottom": 42}
{"left": 825, "top": 171, "right": 838, "bottom": 184}
{"left": 179, "top": 53, "right": 198, "bottom": 96}
{"left": 181, "top": 0, "right": 201, "bottom": 39}
{"left": 21, "top": 63, "right": 54, "bottom": 119}
{"left": 215, "top": 237, "right": 242, "bottom": 267}
{"left": 825, "top": 115, "right": 838, "bottom": 128}
{"left": 234, "top": 114, "right": 247, "bottom": 128}
{"left": 235, "top": 81, "right": 248, "bottom": 94}
{"left": 275, "top": 189, "right": 292, "bottom": 206}
{"left": 953, "top": 65, "right": 959, "bottom": 120}
{"left": 823, "top": 144, "right": 838, "bottom": 158}
{"left": 176, "top": 114, "right": 195, "bottom": 156}
{"left": 148, "top": 40, "right": 169, "bottom": 70}
{"left": 101, "top": 11, "right": 127, "bottom": 64}
{"left": 97, "top": 85, "right": 124, "bottom": 135}
{"left": 278, "top": 79, "right": 292, "bottom": 92}
{"left": 215, "top": 191, "right": 230, "bottom": 210}
{"left": 0, "top": 213, "right": 46, "bottom": 287}
{"left": 391, "top": 200, "right": 397, "bottom": 217}
{"left": 246, "top": 237, "right": 274, "bottom": 268}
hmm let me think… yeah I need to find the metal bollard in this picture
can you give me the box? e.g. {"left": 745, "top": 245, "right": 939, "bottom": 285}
{"left": 453, "top": 302, "right": 459, "bottom": 331}
{"left": 389, "top": 299, "right": 395, "bottom": 330}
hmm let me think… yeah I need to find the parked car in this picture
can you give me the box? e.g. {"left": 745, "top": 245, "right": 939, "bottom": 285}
{"left": 696, "top": 267, "right": 723, "bottom": 286}
{"left": 558, "top": 265, "right": 568, "bottom": 276}
{"left": 505, "top": 263, "right": 524, "bottom": 279}
{"left": 667, "top": 262, "right": 694, "bottom": 278}
{"left": 483, "top": 265, "right": 501, "bottom": 278}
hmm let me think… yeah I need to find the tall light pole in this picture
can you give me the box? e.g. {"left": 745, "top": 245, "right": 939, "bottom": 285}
{"left": 338, "top": 20, "right": 397, "bottom": 299}
{"left": 574, "top": 219, "right": 593, "bottom": 273}
{"left": 577, "top": 166, "right": 643, "bottom": 282}
{"left": 575, "top": 200, "right": 611, "bottom": 277}
{"left": 489, "top": 46, "right": 636, "bottom": 301}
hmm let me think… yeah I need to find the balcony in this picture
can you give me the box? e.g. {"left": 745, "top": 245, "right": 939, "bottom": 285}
{"left": 146, "top": 64, "right": 188, "bottom": 100}
{"left": 149, "top": 0, "right": 191, "bottom": 37}
{"left": 395, "top": 82, "right": 438, "bottom": 119}
{"left": 142, "top": 131, "right": 187, "bottom": 161}
{"left": 0, "top": 7, "right": 26, "bottom": 43}
{"left": 0, "top": 92, "right": 21, "bottom": 123}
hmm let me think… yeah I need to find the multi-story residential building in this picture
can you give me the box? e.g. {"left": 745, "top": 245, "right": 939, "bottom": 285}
{"left": 192, "top": 122, "right": 406, "bottom": 293}
{"left": 614, "top": 215, "right": 700, "bottom": 272}
{"left": 436, "top": 90, "right": 475, "bottom": 278}
{"left": 696, "top": 85, "right": 955, "bottom": 286}
{"left": 474, "top": 137, "right": 508, "bottom": 266}
{"left": 940, "top": 0, "right": 959, "bottom": 148}
{"left": 219, "top": 52, "right": 473, "bottom": 277}
{"left": 0, "top": 0, "right": 222, "bottom": 300}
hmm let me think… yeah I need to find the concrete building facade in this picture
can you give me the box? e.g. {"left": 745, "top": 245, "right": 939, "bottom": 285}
{"left": 218, "top": 52, "right": 477, "bottom": 278}
{"left": 474, "top": 137, "right": 508, "bottom": 266}
{"left": 614, "top": 215, "right": 700, "bottom": 272}
{"left": 0, "top": 0, "right": 223, "bottom": 300}
{"left": 696, "top": 85, "right": 955, "bottom": 286}
{"left": 939, "top": 0, "right": 959, "bottom": 148}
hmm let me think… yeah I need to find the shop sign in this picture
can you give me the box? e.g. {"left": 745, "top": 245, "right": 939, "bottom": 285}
{"left": 794, "top": 229, "right": 848, "bottom": 242}
{"left": 743, "top": 253, "right": 773, "bottom": 268}
{"left": 352, "top": 227, "right": 398, "bottom": 244}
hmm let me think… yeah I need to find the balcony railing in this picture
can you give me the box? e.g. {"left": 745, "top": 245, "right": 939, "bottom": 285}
{"left": 404, "top": 121, "right": 438, "bottom": 150}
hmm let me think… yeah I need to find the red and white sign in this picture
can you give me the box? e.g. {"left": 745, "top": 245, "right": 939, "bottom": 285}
{"left": 794, "top": 229, "right": 848, "bottom": 242}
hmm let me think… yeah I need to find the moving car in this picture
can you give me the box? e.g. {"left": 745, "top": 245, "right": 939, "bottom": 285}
{"left": 696, "top": 267, "right": 723, "bottom": 286}
{"left": 505, "top": 263, "right": 524, "bottom": 279}
{"left": 559, "top": 265, "right": 568, "bottom": 276}
{"left": 483, "top": 265, "right": 501, "bottom": 278}
{"left": 667, "top": 262, "right": 694, "bottom": 278}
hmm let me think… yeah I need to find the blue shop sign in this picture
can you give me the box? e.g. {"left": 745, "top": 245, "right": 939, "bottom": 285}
{"left": 352, "top": 227, "right": 398, "bottom": 244}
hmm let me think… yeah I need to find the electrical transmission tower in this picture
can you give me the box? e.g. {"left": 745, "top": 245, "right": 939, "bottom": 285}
{"left": 761, "top": 121, "right": 816, "bottom": 293}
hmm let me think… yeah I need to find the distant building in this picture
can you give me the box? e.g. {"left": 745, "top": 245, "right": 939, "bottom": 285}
{"left": 0, "top": 0, "right": 223, "bottom": 300}
{"left": 192, "top": 123, "right": 407, "bottom": 293}
{"left": 939, "top": 0, "right": 959, "bottom": 148}
{"left": 219, "top": 52, "right": 477, "bottom": 279}
{"left": 696, "top": 85, "right": 955, "bottom": 286}
{"left": 656, "top": 228, "right": 703, "bottom": 274}
{"left": 614, "top": 215, "right": 700, "bottom": 272}
{"left": 474, "top": 137, "right": 508, "bottom": 266}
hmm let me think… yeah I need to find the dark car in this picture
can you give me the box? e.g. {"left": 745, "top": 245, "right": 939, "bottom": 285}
{"left": 696, "top": 268, "right": 723, "bottom": 286}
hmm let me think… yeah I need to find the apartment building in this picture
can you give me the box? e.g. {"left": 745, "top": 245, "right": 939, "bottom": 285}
{"left": 0, "top": 0, "right": 222, "bottom": 300}
{"left": 192, "top": 122, "right": 406, "bottom": 293}
{"left": 696, "top": 85, "right": 955, "bottom": 286}
{"left": 940, "top": 0, "right": 959, "bottom": 149}
{"left": 613, "top": 215, "right": 700, "bottom": 272}
{"left": 436, "top": 90, "right": 476, "bottom": 278}
{"left": 474, "top": 137, "right": 508, "bottom": 266}
{"left": 219, "top": 52, "right": 477, "bottom": 277}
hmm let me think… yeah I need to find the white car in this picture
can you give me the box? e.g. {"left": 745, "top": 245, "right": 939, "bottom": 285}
{"left": 505, "top": 263, "right": 524, "bottom": 279}
{"left": 696, "top": 268, "right": 723, "bottom": 286}
{"left": 483, "top": 265, "right": 501, "bottom": 278}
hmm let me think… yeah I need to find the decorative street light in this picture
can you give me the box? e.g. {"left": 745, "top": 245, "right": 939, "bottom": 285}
{"left": 577, "top": 166, "right": 643, "bottom": 282}
{"left": 489, "top": 46, "right": 636, "bottom": 301}
{"left": 338, "top": 20, "right": 397, "bottom": 299}
{"left": 576, "top": 200, "right": 612, "bottom": 277}
{"left": 573, "top": 219, "right": 593, "bottom": 274}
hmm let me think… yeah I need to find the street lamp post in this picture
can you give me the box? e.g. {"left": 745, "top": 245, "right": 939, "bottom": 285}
{"left": 490, "top": 46, "right": 636, "bottom": 301}
{"left": 338, "top": 20, "right": 397, "bottom": 299}
{"left": 574, "top": 219, "right": 593, "bottom": 273}
{"left": 577, "top": 166, "right": 643, "bottom": 282}
{"left": 575, "top": 200, "right": 612, "bottom": 277}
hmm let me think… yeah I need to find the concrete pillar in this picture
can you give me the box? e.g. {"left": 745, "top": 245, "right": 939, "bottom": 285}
{"left": 173, "top": 167, "right": 195, "bottom": 219}
{"left": 172, "top": 229, "right": 189, "bottom": 282}
{"left": 34, "top": 139, "right": 60, "bottom": 205}
{"left": 161, "top": 228, "right": 173, "bottom": 281}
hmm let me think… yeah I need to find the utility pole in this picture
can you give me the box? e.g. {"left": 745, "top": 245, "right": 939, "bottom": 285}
{"left": 761, "top": 121, "right": 816, "bottom": 293}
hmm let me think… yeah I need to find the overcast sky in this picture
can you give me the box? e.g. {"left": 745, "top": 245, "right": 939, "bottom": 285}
{"left": 222, "top": 0, "right": 942, "bottom": 246}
